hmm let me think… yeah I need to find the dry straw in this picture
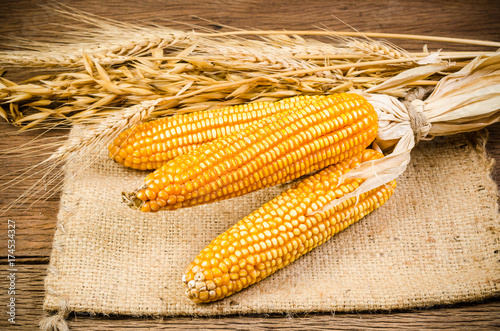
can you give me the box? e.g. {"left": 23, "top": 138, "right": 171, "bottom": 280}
{"left": 0, "top": 4, "right": 499, "bottom": 211}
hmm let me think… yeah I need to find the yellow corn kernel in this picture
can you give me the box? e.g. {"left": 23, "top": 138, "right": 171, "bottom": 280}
{"left": 109, "top": 96, "right": 321, "bottom": 170}
{"left": 124, "top": 93, "right": 378, "bottom": 212}
{"left": 182, "top": 149, "right": 396, "bottom": 303}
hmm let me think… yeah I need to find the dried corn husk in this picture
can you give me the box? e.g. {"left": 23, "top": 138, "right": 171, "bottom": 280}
{"left": 314, "top": 52, "right": 500, "bottom": 214}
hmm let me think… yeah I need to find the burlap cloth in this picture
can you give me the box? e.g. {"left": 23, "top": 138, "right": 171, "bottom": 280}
{"left": 43, "top": 126, "right": 500, "bottom": 317}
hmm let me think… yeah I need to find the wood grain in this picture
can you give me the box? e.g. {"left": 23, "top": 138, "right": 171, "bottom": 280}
{"left": 1, "top": 0, "right": 499, "bottom": 52}
{"left": 0, "top": 264, "right": 499, "bottom": 330}
{"left": 0, "top": 0, "right": 499, "bottom": 329}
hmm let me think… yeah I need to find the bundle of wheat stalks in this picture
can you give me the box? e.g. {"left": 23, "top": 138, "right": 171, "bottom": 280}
{"left": 1, "top": 5, "right": 500, "bottom": 304}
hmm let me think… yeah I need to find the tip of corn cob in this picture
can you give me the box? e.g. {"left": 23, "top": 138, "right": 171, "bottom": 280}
{"left": 122, "top": 186, "right": 147, "bottom": 210}
{"left": 182, "top": 271, "right": 217, "bottom": 303}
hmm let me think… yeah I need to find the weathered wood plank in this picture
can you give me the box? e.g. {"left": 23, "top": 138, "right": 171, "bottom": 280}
{"left": 0, "top": 263, "right": 499, "bottom": 330}
{"left": 0, "top": 0, "right": 499, "bottom": 330}
{"left": 1, "top": 0, "right": 499, "bottom": 52}
{"left": 0, "top": 121, "right": 63, "bottom": 257}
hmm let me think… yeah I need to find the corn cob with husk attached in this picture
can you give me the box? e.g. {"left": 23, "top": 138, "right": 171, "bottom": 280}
{"left": 122, "top": 93, "right": 378, "bottom": 212}
{"left": 182, "top": 149, "right": 396, "bottom": 303}
{"left": 109, "top": 96, "right": 320, "bottom": 170}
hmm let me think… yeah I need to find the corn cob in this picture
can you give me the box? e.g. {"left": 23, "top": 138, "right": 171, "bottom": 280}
{"left": 123, "top": 93, "right": 378, "bottom": 212}
{"left": 109, "top": 96, "right": 319, "bottom": 170}
{"left": 182, "top": 149, "right": 396, "bottom": 303}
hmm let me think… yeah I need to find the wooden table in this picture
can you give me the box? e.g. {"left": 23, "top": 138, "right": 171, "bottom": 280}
{"left": 1, "top": 1, "right": 499, "bottom": 329}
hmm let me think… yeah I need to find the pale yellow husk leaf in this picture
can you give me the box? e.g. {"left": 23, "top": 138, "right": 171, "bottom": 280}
{"left": 313, "top": 51, "right": 500, "bottom": 214}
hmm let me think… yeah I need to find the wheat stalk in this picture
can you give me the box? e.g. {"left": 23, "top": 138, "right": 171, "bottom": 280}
{"left": 0, "top": 98, "right": 163, "bottom": 214}
{"left": 1, "top": 40, "right": 465, "bottom": 130}
{"left": 3, "top": 5, "right": 492, "bottom": 131}
{"left": 196, "top": 29, "right": 500, "bottom": 48}
{"left": 49, "top": 98, "right": 161, "bottom": 162}
{"left": 0, "top": 3, "right": 498, "bottom": 211}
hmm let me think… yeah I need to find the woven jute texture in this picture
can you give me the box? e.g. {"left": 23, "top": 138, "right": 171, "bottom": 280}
{"left": 44, "top": 127, "right": 500, "bottom": 317}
